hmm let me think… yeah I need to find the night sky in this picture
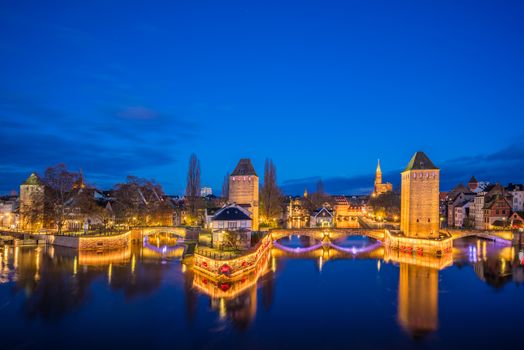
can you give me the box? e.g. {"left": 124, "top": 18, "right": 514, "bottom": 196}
{"left": 1, "top": 1, "right": 523, "bottom": 195}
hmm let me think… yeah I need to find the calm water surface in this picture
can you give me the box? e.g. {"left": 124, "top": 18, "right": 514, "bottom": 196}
{"left": 1, "top": 236, "right": 523, "bottom": 350}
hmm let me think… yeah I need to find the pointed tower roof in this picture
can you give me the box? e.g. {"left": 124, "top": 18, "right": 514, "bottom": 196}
{"left": 404, "top": 151, "right": 438, "bottom": 171}
{"left": 22, "top": 172, "right": 43, "bottom": 186}
{"left": 231, "top": 158, "right": 257, "bottom": 176}
{"left": 376, "top": 159, "right": 382, "bottom": 173}
{"left": 469, "top": 176, "right": 478, "bottom": 184}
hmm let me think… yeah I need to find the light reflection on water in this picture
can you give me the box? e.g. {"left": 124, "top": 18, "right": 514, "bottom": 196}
{"left": 0, "top": 237, "right": 523, "bottom": 349}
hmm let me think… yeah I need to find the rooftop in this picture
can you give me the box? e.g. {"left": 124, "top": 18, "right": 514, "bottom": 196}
{"left": 231, "top": 158, "right": 257, "bottom": 176}
{"left": 404, "top": 151, "right": 438, "bottom": 171}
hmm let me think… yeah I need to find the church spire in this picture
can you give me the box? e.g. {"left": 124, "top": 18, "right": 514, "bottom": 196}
{"left": 375, "top": 159, "right": 382, "bottom": 185}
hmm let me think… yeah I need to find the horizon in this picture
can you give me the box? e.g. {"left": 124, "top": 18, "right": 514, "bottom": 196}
{"left": 4, "top": 150, "right": 522, "bottom": 197}
{"left": 1, "top": 1, "right": 523, "bottom": 195}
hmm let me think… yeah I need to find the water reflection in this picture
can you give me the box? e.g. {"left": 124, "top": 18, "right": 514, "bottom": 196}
{"left": 0, "top": 237, "right": 523, "bottom": 345}
{"left": 397, "top": 263, "right": 439, "bottom": 338}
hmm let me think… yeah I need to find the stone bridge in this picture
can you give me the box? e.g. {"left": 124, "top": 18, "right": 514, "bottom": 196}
{"left": 444, "top": 229, "right": 515, "bottom": 244}
{"left": 131, "top": 226, "right": 200, "bottom": 241}
{"left": 269, "top": 228, "right": 385, "bottom": 242}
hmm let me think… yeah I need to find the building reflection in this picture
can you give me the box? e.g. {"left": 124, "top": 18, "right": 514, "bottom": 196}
{"left": 0, "top": 243, "right": 185, "bottom": 320}
{"left": 397, "top": 263, "right": 439, "bottom": 338}
{"left": 190, "top": 248, "right": 274, "bottom": 329}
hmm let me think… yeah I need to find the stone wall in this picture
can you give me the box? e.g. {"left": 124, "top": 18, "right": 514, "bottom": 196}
{"left": 42, "top": 231, "right": 130, "bottom": 250}
{"left": 401, "top": 169, "right": 440, "bottom": 238}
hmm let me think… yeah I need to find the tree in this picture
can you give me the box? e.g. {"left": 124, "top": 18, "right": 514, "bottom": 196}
{"left": 221, "top": 171, "right": 230, "bottom": 200}
{"left": 311, "top": 179, "right": 327, "bottom": 208}
{"left": 43, "top": 164, "right": 81, "bottom": 233}
{"left": 185, "top": 153, "right": 201, "bottom": 220}
{"left": 260, "top": 159, "right": 283, "bottom": 225}
{"left": 368, "top": 192, "right": 400, "bottom": 220}
{"left": 113, "top": 176, "right": 173, "bottom": 226}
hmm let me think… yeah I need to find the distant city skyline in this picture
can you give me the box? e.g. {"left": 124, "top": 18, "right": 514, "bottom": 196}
{"left": 1, "top": 1, "right": 523, "bottom": 195}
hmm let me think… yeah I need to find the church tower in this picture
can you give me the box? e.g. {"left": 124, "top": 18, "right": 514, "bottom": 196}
{"left": 229, "top": 159, "right": 259, "bottom": 230}
{"left": 375, "top": 159, "right": 383, "bottom": 186}
{"left": 400, "top": 151, "right": 440, "bottom": 238}
{"left": 373, "top": 159, "right": 392, "bottom": 197}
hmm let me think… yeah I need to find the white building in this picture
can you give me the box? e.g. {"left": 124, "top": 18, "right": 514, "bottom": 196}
{"left": 200, "top": 187, "right": 213, "bottom": 197}
{"left": 454, "top": 201, "right": 471, "bottom": 228}
{"left": 508, "top": 184, "right": 524, "bottom": 212}
{"left": 310, "top": 204, "right": 334, "bottom": 228}
{"left": 471, "top": 192, "right": 487, "bottom": 230}
{"left": 210, "top": 203, "right": 252, "bottom": 250}
{"left": 210, "top": 203, "right": 252, "bottom": 231}
{"left": 0, "top": 198, "right": 18, "bottom": 229}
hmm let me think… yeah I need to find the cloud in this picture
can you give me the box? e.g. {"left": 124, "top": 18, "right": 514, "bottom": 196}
{"left": 0, "top": 90, "right": 198, "bottom": 193}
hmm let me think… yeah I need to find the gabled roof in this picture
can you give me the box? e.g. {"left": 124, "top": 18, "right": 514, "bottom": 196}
{"left": 206, "top": 207, "right": 221, "bottom": 216}
{"left": 404, "top": 151, "right": 438, "bottom": 171}
{"left": 22, "top": 172, "right": 43, "bottom": 186}
{"left": 231, "top": 159, "right": 257, "bottom": 176}
{"left": 213, "top": 204, "right": 252, "bottom": 221}
{"left": 511, "top": 211, "right": 524, "bottom": 220}
{"left": 483, "top": 194, "right": 511, "bottom": 209}
{"left": 313, "top": 207, "right": 333, "bottom": 218}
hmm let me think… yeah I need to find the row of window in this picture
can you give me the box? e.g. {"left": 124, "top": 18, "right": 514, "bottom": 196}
{"left": 215, "top": 221, "right": 250, "bottom": 229}
{"left": 403, "top": 172, "right": 437, "bottom": 180}
{"left": 231, "top": 176, "right": 254, "bottom": 182}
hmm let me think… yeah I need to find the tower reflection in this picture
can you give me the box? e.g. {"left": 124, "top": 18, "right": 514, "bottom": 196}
{"left": 397, "top": 263, "right": 439, "bottom": 338}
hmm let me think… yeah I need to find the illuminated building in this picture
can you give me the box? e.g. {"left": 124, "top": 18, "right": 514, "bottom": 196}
{"left": 400, "top": 152, "right": 440, "bottom": 238}
{"left": 310, "top": 203, "right": 334, "bottom": 228}
{"left": 200, "top": 186, "right": 213, "bottom": 197}
{"left": 210, "top": 204, "right": 253, "bottom": 249}
{"left": 333, "top": 195, "right": 362, "bottom": 228}
{"left": 19, "top": 172, "right": 47, "bottom": 231}
{"left": 285, "top": 197, "right": 309, "bottom": 229}
{"left": 228, "top": 159, "right": 259, "bottom": 230}
{"left": 0, "top": 196, "right": 18, "bottom": 229}
{"left": 372, "top": 159, "right": 393, "bottom": 197}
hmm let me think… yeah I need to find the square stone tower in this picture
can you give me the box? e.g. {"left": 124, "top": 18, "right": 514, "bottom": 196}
{"left": 19, "top": 172, "right": 46, "bottom": 231}
{"left": 228, "top": 159, "right": 259, "bottom": 230}
{"left": 400, "top": 152, "right": 440, "bottom": 238}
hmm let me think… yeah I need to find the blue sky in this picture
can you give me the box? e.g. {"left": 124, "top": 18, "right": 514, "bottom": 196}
{"left": 1, "top": 0, "right": 523, "bottom": 195}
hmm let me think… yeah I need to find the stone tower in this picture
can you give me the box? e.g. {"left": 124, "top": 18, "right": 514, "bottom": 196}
{"left": 229, "top": 159, "right": 259, "bottom": 230}
{"left": 400, "top": 151, "right": 440, "bottom": 238}
{"left": 19, "top": 172, "right": 46, "bottom": 231}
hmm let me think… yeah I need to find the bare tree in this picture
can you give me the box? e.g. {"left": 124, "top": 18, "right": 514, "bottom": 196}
{"left": 43, "top": 164, "right": 80, "bottom": 233}
{"left": 311, "top": 179, "right": 327, "bottom": 209}
{"left": 221, "top": 171, "right": 230, "bottom": 200}
{"left": 260, "top": 159, "right": 283, "bottom": 225}
{"left": 113, "top": 176, "right": 173, "bottom": 226}
{"left": 185, "top": 154, "right": 201, "bottom": 220}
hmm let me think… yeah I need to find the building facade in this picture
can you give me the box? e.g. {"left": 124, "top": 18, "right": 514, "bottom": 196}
{"left": 228, "top": 159, "right": 259, "bottom": 230}
{"left": 0, "top": 196, "right": 18, "bottom": 229}
{"left": 400, "top": 152, "right": 440, "bottom": 238}
{"left": 508, "top": 184, "right": 524, "bottom": 212}
{"left": 310, "top": 204, "right": 334, "bottom": 228}
{"left": 285, "top": 197, "right": 310, "bottom": 229}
